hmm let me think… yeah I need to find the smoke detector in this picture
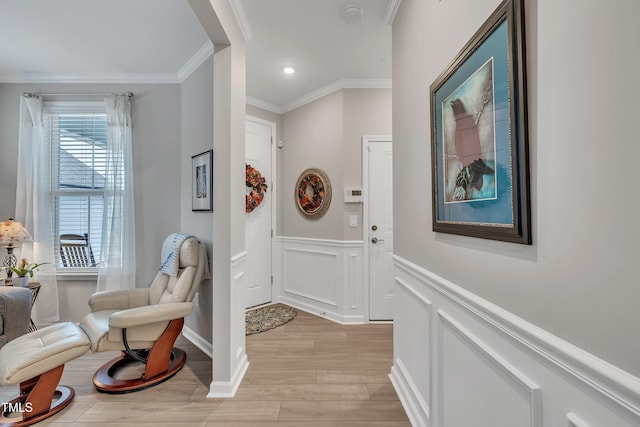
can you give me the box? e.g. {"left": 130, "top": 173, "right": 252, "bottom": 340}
{"left": 342, "top": 5, "right": 363, "bottom": 25}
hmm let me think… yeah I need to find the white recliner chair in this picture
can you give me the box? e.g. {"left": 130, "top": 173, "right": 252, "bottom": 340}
{"left": 0, "top": 234, "right": 208, "bottom": 426}
{"left": 79, "top": 233, "right": 208, "bottom": 393}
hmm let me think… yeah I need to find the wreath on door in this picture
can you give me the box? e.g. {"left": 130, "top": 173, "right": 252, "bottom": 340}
{"left": 246, "top": 164, "right": 268, "bottom": 213}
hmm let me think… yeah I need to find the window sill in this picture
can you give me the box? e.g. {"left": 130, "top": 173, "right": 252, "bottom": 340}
{"left": 56, "top": 268, "right": 98, "bottom": 281}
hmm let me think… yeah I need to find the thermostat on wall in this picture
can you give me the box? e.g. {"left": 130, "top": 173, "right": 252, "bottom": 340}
{"left": 344, "top": 188, "right": 363, "bottom": 203}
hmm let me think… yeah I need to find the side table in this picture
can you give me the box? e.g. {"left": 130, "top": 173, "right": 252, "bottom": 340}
{"left": 27, "top": 282, "right": 41, "bottom": 332}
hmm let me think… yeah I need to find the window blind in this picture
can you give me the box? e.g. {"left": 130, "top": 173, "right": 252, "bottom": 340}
{"left": 48, "top": 111, "right": 108, "bottom": 267}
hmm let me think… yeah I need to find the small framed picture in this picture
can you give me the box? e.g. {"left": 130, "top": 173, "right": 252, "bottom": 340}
{"left": 192, "top": 150, "right": 213, "bottom": 212}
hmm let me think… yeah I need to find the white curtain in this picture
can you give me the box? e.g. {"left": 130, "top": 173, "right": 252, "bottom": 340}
{"left": 15, "top": 96, "right": 59, "bottom": 324}
{"left": 97, "top": 95, "right": 136, "bottom": 292}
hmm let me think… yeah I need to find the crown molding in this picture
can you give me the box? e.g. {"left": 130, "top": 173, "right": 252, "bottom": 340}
{"left": 0, "top": 72, "right": 180, "bottom": 84}
{"left": 229, "top": 0, "right": 252, "bottom": 41}
{"left": 247, "top": 79, "right": 393, "bottom": 115}
{"left": 177, "top": 40, "right": 214, "bottom": 82}
{"left": 246, "top": 96, "right": 283, "bottom": 114}
{"left": 384, "top": 0, "right": 402, "bottom": 25}
{"left": 0, "top": 40, "right": 214, "bottom": 85}
{"left": 280, "top": 78, "right": 392, "bottom": 113}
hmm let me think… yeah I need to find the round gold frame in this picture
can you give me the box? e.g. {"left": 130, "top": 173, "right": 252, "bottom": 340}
{"left": 295, "top": 168, "right": 332, "bottom": 218}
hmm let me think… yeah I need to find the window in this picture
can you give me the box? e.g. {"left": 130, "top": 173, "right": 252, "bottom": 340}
{"left": 46, "top": 103, "right": 111, "bottom": 268}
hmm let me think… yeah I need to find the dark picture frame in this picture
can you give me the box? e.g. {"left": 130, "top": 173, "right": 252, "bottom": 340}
{"left": 192, "top": 150, "right": 213, "bottom": 212}
{"left": 430, "top": 0, "right": 530, "bottom": 244}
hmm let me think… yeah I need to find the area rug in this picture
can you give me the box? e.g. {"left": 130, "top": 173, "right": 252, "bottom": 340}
{"left": 246, "top": 304, "right": 297, "bottom": 335}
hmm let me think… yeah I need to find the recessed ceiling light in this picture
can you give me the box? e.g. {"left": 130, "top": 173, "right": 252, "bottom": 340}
{"left": 282, "top": 66, "right": 295, "bottom": 74}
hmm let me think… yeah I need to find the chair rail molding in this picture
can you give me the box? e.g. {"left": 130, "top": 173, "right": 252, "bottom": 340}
{"left": 391, "top": 254, "right": 640, "bottom": 427}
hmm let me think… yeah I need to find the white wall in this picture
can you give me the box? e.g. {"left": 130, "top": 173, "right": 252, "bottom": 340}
{"left": 392, "top": 0, "right": 640, "bottom": 425}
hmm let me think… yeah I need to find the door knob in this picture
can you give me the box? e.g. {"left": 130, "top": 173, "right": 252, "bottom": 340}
{"left": 371, "top": 237, "right": 385, "bottom": 244}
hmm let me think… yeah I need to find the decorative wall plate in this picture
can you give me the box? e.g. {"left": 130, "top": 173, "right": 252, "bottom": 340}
{"left": 295, "top": 168, "right": 331, "bottom": 217}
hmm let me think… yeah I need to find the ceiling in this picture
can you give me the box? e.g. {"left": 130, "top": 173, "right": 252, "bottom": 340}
{"left": 0, "top": 0, "right": 395, "bottom": 113}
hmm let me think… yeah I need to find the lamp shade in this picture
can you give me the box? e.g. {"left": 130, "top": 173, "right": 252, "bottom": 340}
{"left": 0, "top": 218, "right": 31, "bottom": 245}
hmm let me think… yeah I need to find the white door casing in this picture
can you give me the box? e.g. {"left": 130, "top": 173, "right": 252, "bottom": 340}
{"left": 245, "top": 116, "right": 275, "bottom": 308}
{"left": 363, "top": 136, "right": 394, "bottom": 320}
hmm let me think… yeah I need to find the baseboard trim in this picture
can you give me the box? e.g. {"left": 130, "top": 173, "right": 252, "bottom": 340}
{"left": 182, "top": 325, "right": 212, "bottom": 358}
{"left": 275, "top": 295, "right": 366, "bottom": 325}
{"left": 390, "top": 358, "right": 430, "bottom": 427}
{"left": 207, "top": 353, "right": 249, "bottom": 398}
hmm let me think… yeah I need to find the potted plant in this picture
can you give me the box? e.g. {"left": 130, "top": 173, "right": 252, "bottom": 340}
{"left": 2, "top": 258, "right": 49, "bottom": 287}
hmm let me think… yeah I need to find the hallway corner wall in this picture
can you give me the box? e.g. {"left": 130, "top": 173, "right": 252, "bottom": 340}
{"left": 391, "top": 0, "right": 640, "bottom": 425}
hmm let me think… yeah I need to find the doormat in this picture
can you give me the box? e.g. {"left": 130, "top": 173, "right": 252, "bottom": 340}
{"left": 246, "top": 304, "right": 297, "bottom": 335}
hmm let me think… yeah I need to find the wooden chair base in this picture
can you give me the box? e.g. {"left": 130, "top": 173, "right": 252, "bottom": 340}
{"left": 92, "top": 348, "right": 187, "bottom": 394}
{"left": 0, "top": 386, "right": 74, "bottom": 427}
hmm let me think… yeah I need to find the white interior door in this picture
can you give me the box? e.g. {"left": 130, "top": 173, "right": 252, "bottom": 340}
{"left": 245, "top": 117, "right": 274, "bottom": 308}
{"left": 367, "top": 139, "right": 394, "bottom": 320}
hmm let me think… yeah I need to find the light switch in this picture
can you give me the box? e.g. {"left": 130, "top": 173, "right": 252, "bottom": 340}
{"left": 349, "top": 215, "right": 358, "bottom": 227}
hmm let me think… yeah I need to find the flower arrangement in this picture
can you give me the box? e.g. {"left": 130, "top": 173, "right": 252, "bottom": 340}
{"left": 246, "top": 164, "right": 268, "bottom": 213}
{"left": 297, "top": 174, "right": 325, "bottom": 213}
{"left": 2, "top": 258, "right": 49, "bottom": 278}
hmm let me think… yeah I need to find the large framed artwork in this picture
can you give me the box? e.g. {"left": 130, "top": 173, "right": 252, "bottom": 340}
{"left": 430, "top": 0, "right": 531, "bottom": 244}
{"left": 192, "top": 150, "right": 213, "bottom": 212}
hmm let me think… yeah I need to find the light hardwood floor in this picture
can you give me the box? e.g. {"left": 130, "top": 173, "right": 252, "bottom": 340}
{"left": 0, "top": 308, "right": 410, "bottom": 426}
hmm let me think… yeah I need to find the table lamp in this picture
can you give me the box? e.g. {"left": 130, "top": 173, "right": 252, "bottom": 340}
{"left": 0, "top": 218, "right": 31, "bottom": 281}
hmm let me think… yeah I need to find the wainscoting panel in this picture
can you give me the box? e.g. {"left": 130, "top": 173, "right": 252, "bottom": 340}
{"left": 208, "top": 251, "right": 249, "bottom": 398}
{"left": 390, "top": 277, "right": 432, "bottom": 425}
{"left": 231, "top": 250, "right": 249, "bottom": 384}
{"left": 438, "top": 310, "right": 541, "bottom": 427}
{"left": 391, "top": 255, "right": 640, "bottom": 427}
{"left": 282, "top": 246, "right": 339, "bottom": 307}
{"left": 274, "top": 237, "right": 365, "bottom": 324}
